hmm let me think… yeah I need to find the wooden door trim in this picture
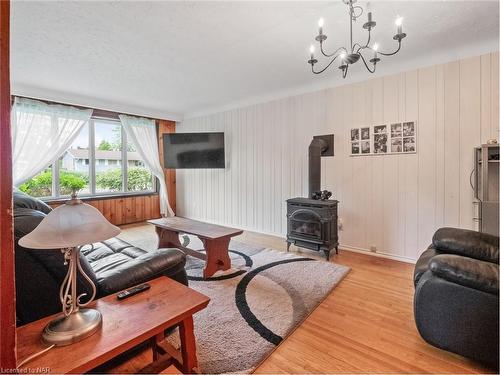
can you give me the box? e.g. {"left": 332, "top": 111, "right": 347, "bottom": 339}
{"left": 157, "top": 120, "right": 176, "bottom": 214}
{"left": 0, "top": 0, "right": 17, "bottom": 369}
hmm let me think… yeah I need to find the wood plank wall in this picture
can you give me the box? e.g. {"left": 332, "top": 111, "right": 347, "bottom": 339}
{"left": 158, "top": 119, "right": 177, "bottom": 214}
{"left": 0, "top": 0, "right": 17, "bottom": 368}
{"left": 177, "top": 52, "right": 499, "bottom": 263}
{"left": 49, "top": 195, "right": 161, "bottom": 226}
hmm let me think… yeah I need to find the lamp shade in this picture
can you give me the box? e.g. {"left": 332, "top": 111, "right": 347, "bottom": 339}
{"left": 19, "top": 202, "right": 121, "bottom": 249}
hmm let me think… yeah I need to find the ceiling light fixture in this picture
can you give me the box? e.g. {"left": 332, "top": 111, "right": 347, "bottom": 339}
{"left": 307, "top": 0, "right": 407, "bottom": 78}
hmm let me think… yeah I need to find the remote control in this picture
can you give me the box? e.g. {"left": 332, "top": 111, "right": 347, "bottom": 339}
{"left": 117, "top": 283, "right": 151, "bottom": 300}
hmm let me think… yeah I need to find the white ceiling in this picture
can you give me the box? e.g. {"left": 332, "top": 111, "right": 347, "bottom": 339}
{"left": 11, "top": 1, "right": 499, "bottom": 120}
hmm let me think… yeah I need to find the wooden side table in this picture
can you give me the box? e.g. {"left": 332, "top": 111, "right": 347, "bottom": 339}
{"left": 17, "top": 277, "right": 210, "bottom": 374}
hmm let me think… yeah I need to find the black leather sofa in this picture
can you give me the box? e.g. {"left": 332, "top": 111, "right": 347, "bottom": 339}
{"left": 414, "top": 227, "right": 499, "bottom": 369}
{"left": 13, "top": 191, "right": 188, "bottom": 325}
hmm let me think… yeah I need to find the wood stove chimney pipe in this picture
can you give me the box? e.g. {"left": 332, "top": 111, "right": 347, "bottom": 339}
{"left": 309, "top": 138, "right": 327, "bottom": 198}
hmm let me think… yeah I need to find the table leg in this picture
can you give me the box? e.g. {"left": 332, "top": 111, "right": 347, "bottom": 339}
{"left": 156, "top": 227, "right": 182, "bottom": 249}
{"left": 203, "top": 237, "right": 231, "bottom": 278}
{"left": 179, "top": 316, "right": 197, "bottom": 374}
{"left": 151, "top": 332, "right": 164, "bottom": 361}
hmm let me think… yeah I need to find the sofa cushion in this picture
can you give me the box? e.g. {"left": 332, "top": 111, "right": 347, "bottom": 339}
{"left": 81, "top": 238, "right": 148, "bottom": 260}
{"left": 13, "top": 208, "right": 46, "bottom": 238}
{"left": 81, "top": 237, "right": 186, "bottom": 295}
{"left": 414, "top": 246, "right": 441, "bottom": 286}
{"left": 432, "top": 227, "right": 499, "bottom": 264}
{"left": 92, "top": 247, "right": 187, "bottom": 295}
{"left": 13, "top": 191, "right": 52, "bottom": 214}
{"left": 429, "top": 254, "right": 499, "bottom": 295}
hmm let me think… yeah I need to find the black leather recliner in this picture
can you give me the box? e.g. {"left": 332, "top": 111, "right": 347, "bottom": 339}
{"left": 414, "top": 227, "right": 499, "bottom": 369}
{"left": 13, "top": 191, "right": 188, "bottom": 325}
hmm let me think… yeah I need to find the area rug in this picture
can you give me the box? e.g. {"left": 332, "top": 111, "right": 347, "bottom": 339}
{"left": 162, "top": 236, "right": 350, "bottom": 374}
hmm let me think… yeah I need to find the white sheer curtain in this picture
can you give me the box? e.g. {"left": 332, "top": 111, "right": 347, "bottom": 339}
{"left": 119, "top": 114, "right": 174, "bottom": 217}
{"left": 12, "top": 97, "right": 92, "bottom": 186}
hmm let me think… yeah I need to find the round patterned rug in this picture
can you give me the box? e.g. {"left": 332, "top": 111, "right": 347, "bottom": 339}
{"left": 166, "top": 236, "right": 350, "bottom": 374}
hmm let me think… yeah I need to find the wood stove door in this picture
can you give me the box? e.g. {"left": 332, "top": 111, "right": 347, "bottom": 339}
{"left": 288, "top": 209, "right": 322, "bottom": 240}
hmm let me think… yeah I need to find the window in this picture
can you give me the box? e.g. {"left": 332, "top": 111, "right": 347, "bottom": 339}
{"left": 95, "top": 120, "right": 122, "bottom": 193}
{"left": 19, "top": 118, "right": 156, "bottom": 199}
{"left": 59, "top": 123, "right": 90, "bottom": 196}
{"left": 18, "top": 165, "right": 53, "bottom": 198}
{"left": 126, "top": 139, "right": 154, "bottom": 192}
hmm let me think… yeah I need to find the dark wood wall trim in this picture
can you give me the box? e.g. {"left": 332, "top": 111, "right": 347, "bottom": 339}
{"left": 158, "top": 120, "right": 176, "bottom": 214}
{"left": 48, "top": 194, "right": 161, "bottom": 226}
{"left": 0, "top": 0, "right": 17, "bottom": 368}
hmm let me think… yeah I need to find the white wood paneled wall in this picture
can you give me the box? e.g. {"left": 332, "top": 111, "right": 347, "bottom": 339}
{"left": 177, "top": 52, "right": 499, "bottom": 262}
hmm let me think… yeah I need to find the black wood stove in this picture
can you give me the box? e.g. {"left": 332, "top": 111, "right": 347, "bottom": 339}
{"left": 286, "top": 135, "right": 339, "bottom": 260}
{"left": 286, "top": 198, "right": 338, "bottom": 259}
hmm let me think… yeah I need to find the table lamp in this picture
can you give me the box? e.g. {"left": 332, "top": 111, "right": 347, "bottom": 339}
{"left": 19, "top": 193, "right": 121, "bottom": 346}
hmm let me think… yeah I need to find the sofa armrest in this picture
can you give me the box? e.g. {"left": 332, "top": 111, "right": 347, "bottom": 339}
{"left": 432, "top": 227, "right": 499, "bottom": 264}
{"left": 429, "top": 254, "right": 499, "bottom": 295}
{"left": 95, "top": 248, "right": 186, "bottom": 295}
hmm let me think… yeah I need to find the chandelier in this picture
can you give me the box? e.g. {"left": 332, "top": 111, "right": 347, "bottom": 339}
{"left": 307, "top": 0, "right": 406, "bottom": 77}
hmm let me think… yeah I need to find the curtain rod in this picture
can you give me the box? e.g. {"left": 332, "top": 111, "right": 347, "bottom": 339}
{"left": 11, "top": 95, "right": 164, "bottom": 122}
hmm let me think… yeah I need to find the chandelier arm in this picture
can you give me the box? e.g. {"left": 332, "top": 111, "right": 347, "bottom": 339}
{"left": 378, "top": 40, "right": 402, "bottom": 56}
{"left": 342, "top": 64, "right": 349, "bottom": 79}
{"left": 353, "top": 5, "right": 364, "bottom": 19}
{"left": 349, "top": 6, "right": 354, "bottom": 51}
{"left": 352, "top": 43, "right": 362, "bottom": 52}
{"left": 359, "top": 52, "right": 376, "bottom": 74}
{"left": 354, "top": 29, "right": 371, "bottom": 53}
{"left": 320, "top": 44, "right": 347, "bottom": 58}
{"left": 364, "top": 28, "right": 372, "bottom": 48}
{"left": 312, "top": 55, "right": 341, "bottom": 75}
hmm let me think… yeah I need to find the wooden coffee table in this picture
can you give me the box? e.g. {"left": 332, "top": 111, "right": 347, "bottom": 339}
{"left": 16, "top": 277, "right": 209, "bottom": 374}
{"left": 148, "top": 217, "right": 243, "bottom": 278}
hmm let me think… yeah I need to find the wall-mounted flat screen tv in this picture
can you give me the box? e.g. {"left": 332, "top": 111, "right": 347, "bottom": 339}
{"left": 163, "top": 132, "right": 225, "bottom": 169}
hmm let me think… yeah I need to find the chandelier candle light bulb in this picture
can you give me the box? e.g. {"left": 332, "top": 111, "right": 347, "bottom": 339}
{"left": 318, "top": 18, "right": 324, "bottom": 35}
{"left": 396, "top": 16, "right": 403, "bottom": 34}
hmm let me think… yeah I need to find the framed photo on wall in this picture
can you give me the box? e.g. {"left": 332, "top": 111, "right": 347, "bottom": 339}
{"left": 349, "top": 121, "right": 417, "bottom": 156}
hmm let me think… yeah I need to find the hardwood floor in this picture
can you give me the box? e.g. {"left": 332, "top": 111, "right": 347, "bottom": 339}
{"left": 108, "top": 223, "right": 492, "bottom": 374}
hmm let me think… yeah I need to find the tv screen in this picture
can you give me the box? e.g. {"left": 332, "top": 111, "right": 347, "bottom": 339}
{"left": 163, "top": 132, "right": 225, "bottom": 169}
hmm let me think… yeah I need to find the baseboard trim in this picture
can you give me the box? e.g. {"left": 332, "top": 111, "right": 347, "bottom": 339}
{"left": 338, "top": 244, "right": 417, "bottom": 264}
{"left": 178, "top": 215, "right": 418, "bottom": 264}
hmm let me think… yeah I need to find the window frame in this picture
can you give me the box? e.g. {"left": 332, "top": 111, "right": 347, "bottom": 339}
{"left": 42, "top": 116, "right": 157, "bottom": 201}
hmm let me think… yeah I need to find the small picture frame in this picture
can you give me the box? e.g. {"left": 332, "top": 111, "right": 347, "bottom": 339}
{"left": 391, "top": 123, "right": 402, "bottom": 138}
{"left": 403, "top": 137, "right": 416, "bottom": 152}
{"left": 361, "top": 140, "right": 370, "bottom": 154}
{"left": 351, "top": 129, "right": 360, "bottom": 141}
{"left": 374, "top": 133, "right": 388, "bottom": 153}
{"left": 403, "top": 122, "right": 415, "bottom": 137}
{"left": 351, "top": 142, "right": 360, "bottom": 154}
{"left": 361, "top": 127, "right": 370, "bottom": 140}
{"left": 391, "top": 138, "right": 402, "bottom": 153}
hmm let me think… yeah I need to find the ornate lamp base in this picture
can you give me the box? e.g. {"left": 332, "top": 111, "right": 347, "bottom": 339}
{"left": 42, "top": 308, "right": 102, "bottom": 346}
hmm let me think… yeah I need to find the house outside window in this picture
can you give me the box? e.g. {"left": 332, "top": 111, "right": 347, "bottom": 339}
{"left": 19, "top": 118, "right": 156, "bottom": 199}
